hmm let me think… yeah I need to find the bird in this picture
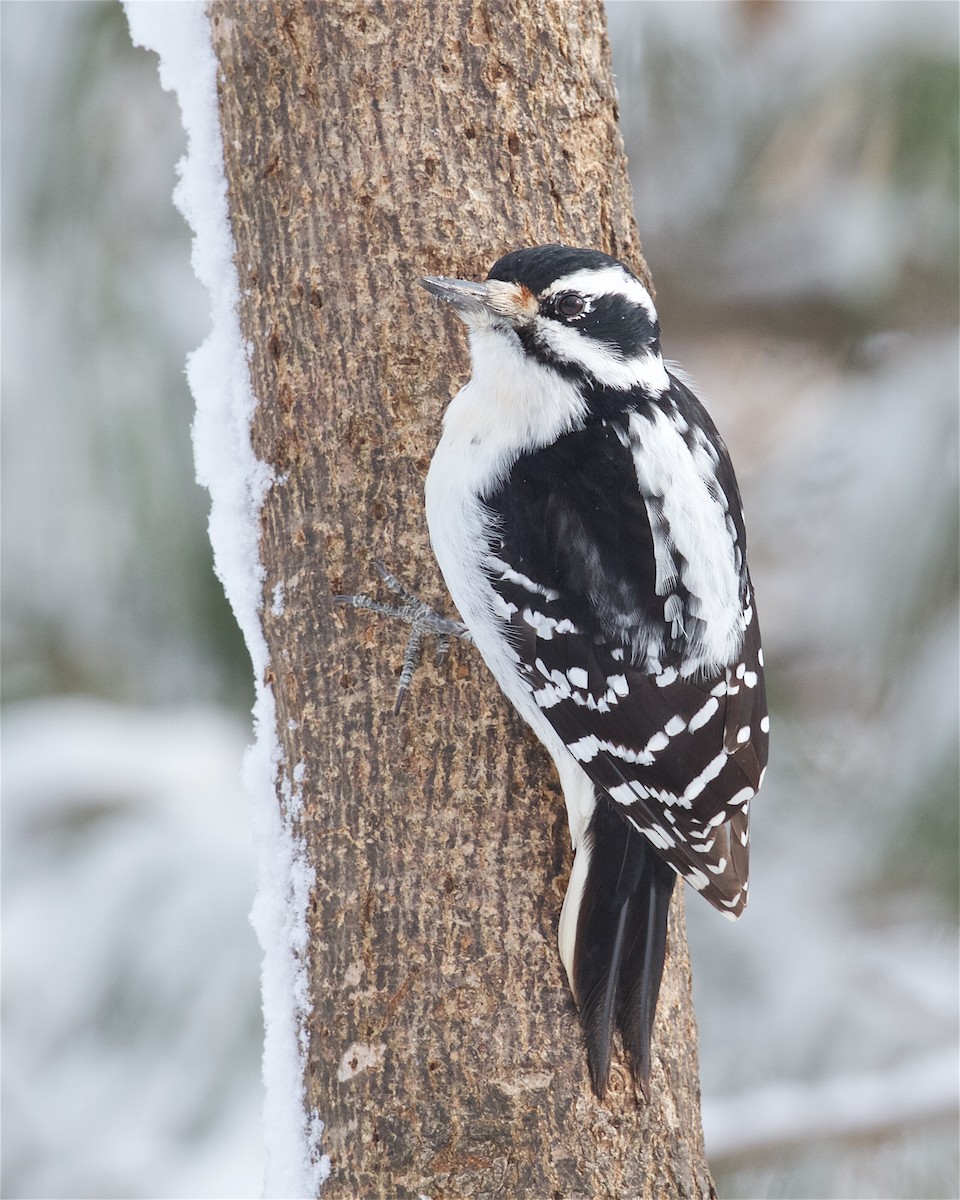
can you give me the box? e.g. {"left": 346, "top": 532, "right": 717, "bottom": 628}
{"left": 381, "top": 243, "right": 769, "bottom": 1099}
{"left": 414, "top": 244, "right": 771, "bottom": 1098}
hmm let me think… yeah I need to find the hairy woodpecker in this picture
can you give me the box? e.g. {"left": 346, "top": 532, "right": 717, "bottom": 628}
{"left": 418, "top": 244, "right": 769, "bottom": 1099}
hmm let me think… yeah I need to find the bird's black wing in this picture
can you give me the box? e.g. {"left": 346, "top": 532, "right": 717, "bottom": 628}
{"left": 482, "top": 398, "right": 768, "bottom": 917}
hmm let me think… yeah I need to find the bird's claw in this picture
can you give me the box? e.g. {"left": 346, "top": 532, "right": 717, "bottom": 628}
{"left": 335, "top": 562, "right": 469, "bottom": 713}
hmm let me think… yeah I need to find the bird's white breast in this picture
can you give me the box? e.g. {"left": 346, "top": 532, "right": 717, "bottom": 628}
{"left": 425, "top": 324, "right": 585, "bottom": 678}
{"left": 424, "top": 334, "right": 587, "bottom": 795}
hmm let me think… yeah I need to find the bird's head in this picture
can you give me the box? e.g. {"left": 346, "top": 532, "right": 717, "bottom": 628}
{"left": 421, "top": 244, "right": 669, "bottom": 395}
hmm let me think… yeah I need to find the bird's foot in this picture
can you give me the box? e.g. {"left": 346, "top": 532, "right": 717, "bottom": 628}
{"left": 335, "top": 561, "right": 470, "bottom": 713}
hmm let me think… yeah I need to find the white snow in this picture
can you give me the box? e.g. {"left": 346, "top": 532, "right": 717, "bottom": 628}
{"left": 2, "top": 699, "right": 263, "bottom": 1199}
{"left": 124, "top": 5, "right": 328, "bottom": 1195}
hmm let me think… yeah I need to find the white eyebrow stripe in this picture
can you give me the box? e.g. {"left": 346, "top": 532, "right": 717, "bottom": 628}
{"left": 540, "top": 267, "right": 658, "bottom": 323}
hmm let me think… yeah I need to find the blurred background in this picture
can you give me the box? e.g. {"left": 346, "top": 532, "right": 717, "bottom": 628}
{"left": 2, "top": 2, "right": 956, "bottom": 1197}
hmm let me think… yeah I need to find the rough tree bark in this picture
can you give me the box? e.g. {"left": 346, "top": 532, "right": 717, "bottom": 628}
{"left": 210, "top": 2, "right": 715, "bottom": 1196}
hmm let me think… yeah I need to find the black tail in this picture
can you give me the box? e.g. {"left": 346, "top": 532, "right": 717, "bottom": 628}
{"left": 573, "top": 798, "right": 676, "bottom": 1099}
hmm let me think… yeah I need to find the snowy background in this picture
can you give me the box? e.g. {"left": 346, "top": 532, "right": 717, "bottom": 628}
{"left": 2, "top": 2, "right": 957, "bottom": 1198}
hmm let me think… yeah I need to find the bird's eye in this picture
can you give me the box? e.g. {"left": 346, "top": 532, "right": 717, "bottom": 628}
{"left": 554, "top": 293, "right": 586, "bottom": 319}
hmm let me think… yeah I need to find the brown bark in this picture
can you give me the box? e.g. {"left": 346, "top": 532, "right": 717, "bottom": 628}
{"left": 209, "top": 1, "right": 715, "bottom": 1195}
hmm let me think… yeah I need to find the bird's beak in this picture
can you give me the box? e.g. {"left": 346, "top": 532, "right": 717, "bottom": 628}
{"left": 420, "top": 275, "right": 492, "bottom": 317}
{"left": 420, "top": 274, "right": 538, "bottom": 325}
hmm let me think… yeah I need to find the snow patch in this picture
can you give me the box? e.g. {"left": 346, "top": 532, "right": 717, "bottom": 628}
{"left": 124, "top": 4, "right": 328, "bottom": 1194}
{"left": 337, "top": 1042, "right": 387, "bottom": 1083}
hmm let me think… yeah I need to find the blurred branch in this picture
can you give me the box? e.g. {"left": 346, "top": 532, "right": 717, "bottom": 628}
{"left": 703, "top": 1050, "right": 959, "bottom": 1167}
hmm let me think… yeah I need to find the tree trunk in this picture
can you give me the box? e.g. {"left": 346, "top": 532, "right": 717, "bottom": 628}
{"left": 209, "top": 1, "right": 715, "bottom": 1195}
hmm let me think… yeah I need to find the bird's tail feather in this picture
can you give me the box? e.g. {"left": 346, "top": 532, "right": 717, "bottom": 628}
{"left": 572, "top": 797, "right": 676, "bottom": 1099}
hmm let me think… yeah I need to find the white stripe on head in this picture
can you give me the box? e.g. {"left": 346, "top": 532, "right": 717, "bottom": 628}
{"left": 540, "top": 266, "right": 659, "bottom": 324}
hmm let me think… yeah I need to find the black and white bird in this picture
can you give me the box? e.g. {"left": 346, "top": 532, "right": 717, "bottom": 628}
{"left": 418, "top": 244, "right": 769, "bottom": 1099}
